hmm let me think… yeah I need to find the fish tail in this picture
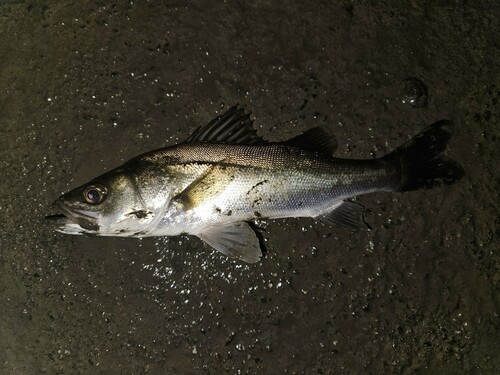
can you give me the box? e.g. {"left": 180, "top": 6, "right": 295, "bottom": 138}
{"left": 383, "top": 121, "right": 464, "bottom": 192}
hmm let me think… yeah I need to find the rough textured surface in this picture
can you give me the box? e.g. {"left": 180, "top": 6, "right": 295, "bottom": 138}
{"left": 0, "top": 1, "right": 498, "bottom": 374}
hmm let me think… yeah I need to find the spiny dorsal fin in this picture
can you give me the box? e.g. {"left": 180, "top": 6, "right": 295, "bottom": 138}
{"left": 284, "top": 126, "right": 338, "bottom": 155}
{"left": 185, "top": 105, "right": 265, "bottom": 145}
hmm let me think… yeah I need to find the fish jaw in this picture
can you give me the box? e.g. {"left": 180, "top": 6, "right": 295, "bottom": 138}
{"left": 53, "top": 202, "right": 101, "bottom": 234}
{"left": 55, "top": 220, "right": 87, "bottom": 235}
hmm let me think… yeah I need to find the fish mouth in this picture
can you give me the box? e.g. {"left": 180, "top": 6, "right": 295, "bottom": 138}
{"left": 47, "top": 201, "right": 100, "bottom": 234}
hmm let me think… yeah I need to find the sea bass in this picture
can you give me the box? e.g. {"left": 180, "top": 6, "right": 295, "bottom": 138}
{"left": 50, "top": 106, "right": 463, "bottom": 262}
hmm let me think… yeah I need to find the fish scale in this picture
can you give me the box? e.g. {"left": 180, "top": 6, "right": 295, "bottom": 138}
{"left": 51, "top": 106, "right": 463, "bottom": 263}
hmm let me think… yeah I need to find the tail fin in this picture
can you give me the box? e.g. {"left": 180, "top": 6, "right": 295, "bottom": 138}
{"left": 383, "top": 121, "right": 464, "bottom": 192}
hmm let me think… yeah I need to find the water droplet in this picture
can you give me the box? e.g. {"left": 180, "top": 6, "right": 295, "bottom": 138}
{"left": 402, "top": 78, "right": 427, "bottom": 107}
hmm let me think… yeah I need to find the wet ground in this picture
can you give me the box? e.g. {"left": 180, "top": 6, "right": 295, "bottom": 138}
{"left": 1, "top": 1, "right": 498, "bottom": 374}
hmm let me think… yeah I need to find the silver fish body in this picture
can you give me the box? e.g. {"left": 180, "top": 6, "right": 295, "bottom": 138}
{"left": 52, "top": 106, "right": 463, "bottom": 262}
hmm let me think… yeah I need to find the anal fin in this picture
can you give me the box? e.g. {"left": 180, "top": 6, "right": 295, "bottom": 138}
{"left": 318, "top": 201, "right": 368, "bottom": 230}
{"left": 197, "top": 222, "right": 262, "bottom": 263}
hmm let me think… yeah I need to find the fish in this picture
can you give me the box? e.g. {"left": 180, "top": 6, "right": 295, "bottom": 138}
{"left": 49, "top": 105, "right": 464, "bottom": 263}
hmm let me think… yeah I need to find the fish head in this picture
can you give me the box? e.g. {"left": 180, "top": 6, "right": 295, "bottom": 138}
{"left": 53, "top": 160, "right": 171, "bottom": 236}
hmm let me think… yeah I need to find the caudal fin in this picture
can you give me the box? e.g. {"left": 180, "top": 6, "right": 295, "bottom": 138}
{"left": 383, "top": 121, "right": 464, "bottom": 192}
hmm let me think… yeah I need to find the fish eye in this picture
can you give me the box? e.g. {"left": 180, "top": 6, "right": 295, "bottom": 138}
{"left": 83, "top": 185, "right": 107, "bottom": 204}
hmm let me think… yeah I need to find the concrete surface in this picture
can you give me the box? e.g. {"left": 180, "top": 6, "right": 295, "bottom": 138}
{"left": 0, "top": 1, "right": 498, "bottom": 374}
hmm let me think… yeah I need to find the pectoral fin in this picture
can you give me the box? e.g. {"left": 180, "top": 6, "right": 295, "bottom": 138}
{"left": 173, "top": 165, "right": 235, "bottom": 210}
{"left": 197, "top": 222, "right": 262, "bottom": 263}
{"left": 318, "top": 201, "right": 369, "bottom": 230}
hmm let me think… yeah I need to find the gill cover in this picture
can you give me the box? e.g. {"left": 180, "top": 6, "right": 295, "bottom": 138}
{"left": 55, "top": 160, "right": 173, "bottom": 236}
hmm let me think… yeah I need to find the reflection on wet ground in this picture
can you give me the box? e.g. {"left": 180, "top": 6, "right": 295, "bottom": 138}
{"left": 0, "top": 1, "right": 498, "bottom": 373}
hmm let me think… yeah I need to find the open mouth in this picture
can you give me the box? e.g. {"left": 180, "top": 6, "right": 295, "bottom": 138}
{"left": 46, "top": 202, "right": 100, "bottom": 234}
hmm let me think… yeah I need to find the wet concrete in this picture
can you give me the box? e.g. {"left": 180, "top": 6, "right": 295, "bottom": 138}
{"left": 0, "top": 1, "right": 498, "bottom": 374}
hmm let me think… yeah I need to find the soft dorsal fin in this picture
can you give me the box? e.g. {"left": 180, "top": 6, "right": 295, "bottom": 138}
{"left": 185, "top": 105, "right": 265, "bottom": 145}
{"left": 284, "top": 126, "right": 338, "bottom": 154}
